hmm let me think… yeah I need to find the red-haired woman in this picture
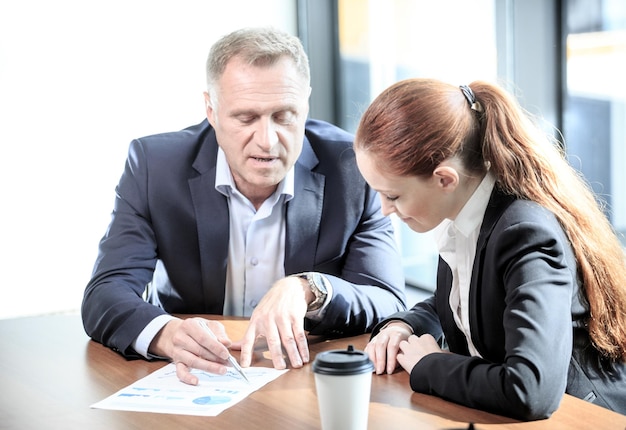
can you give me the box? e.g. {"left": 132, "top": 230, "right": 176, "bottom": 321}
{"left": 354, "top": 78, "right": 626, "bottom": 420}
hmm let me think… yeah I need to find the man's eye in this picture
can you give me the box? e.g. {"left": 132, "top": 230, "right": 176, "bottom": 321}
{"left": 274, "top": 112, "right": 295, "bottom": 125}
{"left": 238, "top": 116, "right": 256, "bottom": 124}
{"left": 385, "top": 195, "right": 399, "bottom": 202}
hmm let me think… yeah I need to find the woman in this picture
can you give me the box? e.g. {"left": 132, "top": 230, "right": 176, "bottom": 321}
{"left": 354, "top": 78, "right": 626, "bottom": 420}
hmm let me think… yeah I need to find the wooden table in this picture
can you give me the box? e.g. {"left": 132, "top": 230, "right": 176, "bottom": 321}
{"left": 1, "top": 314, "right": 624, "bottom": 429}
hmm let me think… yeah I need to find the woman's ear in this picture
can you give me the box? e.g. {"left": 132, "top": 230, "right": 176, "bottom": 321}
{"left": 433, "top": 165, "right": 459, "bottom": 190}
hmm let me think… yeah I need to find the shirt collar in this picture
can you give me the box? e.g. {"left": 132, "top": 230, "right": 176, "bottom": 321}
{"left": 454, "top": 171, "right": 496, "bottom": 238}
{"left": 215, "top": 147, "right": 294, "bottom": 201}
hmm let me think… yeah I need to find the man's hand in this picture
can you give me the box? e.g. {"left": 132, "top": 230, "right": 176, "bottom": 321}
{"left": 364, "top": 321, "right": 413, "bottom": 375}
{"left": 234, "top": 276, "right": 312, "bottom": 369}
{"left": 150, "top": 317, "right": 234, "bottom": 385}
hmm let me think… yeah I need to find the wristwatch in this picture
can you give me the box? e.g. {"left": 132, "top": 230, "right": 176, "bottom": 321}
{"left": 292, "top": 272, "right": 329, "bottom": 311}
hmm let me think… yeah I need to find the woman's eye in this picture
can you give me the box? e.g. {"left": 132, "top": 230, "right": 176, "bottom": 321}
{"left": 385, "top": 195, "right": 399, "bottom": 202}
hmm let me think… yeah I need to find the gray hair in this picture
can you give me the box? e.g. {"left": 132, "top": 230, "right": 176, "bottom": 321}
{"left": 205, "top": 27, "right": 310, "bottom": 95}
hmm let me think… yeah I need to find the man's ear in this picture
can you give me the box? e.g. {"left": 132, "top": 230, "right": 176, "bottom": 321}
{"left": 433, "top": 165, "right": 459, "bottom": 190}
{"left": 203, "top": 91, "right": 215, "bottom": 125}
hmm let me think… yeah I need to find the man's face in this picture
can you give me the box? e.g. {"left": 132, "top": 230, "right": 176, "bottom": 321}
{"left": 205, "top": 56, "right": 311, "bottom": 207}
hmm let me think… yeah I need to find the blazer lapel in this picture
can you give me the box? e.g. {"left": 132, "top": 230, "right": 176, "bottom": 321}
{"left": 186, "top": 130, "right": 325, "bottom": 308}
{"left": 475, "top": 189, "right": 514, "bottom": 252}
{"left": 284, "top": 139, "right": 325, "bottom": 274}
{"left": 189, "top": 129, "right": 229, "bottom": 313}
{"left": 469, "top": 189, "right": 516, "bottom": 352}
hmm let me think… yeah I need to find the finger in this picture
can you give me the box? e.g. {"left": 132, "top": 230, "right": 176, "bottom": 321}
{"left": 203, "top": 320, "right": 233, "bottom": 348}
{"left": 229, "top": 339, "right": 242, "bottom": 350}
{"left": 278, "top": 321, "right": 308, "bottom": 368}
{"left": 365, "top": 338, "right": 382, "bottom": 374}
{"left": 195, "top": 330, "right": 230, "bottom": 362}
{"left": 264, "top": 323, "right": 287, "bottom": 369}
{"left": 373, "top": 335, "right": 391, "bottom": 374}
{"left": 396, "top": 351, "right": 410, "bottom": 372}
{"left": 364, "top": 340, "right": 385, "bottom": 374}
{"left": 173, "top": 337, "right": 230, "bottom": 380}
{"left": 396, "top": 339, "right": 414, "bottom": 372}
{"left": 191, "top": 358, "right": 229, "bottom": 376}
{"left": 293, "top": 323, "right": 309, "bottom": 365}
{"left": 238, "top": 324, "right": 259, "bottom": 368}
{"left": 177, "top": 318, "right": 229, "bottom": 363}
{"left": 176, "top": 361, "right": 199, "bottom": 386}
{"left": 280, "top": 334, "right": 302, "bottom": 368}
{"left": 386, "top": 331, "right": 406, "bottom": 374}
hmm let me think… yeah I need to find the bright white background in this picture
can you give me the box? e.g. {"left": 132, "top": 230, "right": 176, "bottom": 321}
{"left": 0, "top": 0, "right": 296, "bottom": 319}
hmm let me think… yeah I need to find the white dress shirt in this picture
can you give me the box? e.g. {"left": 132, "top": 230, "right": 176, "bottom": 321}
{"left": 133, "top": 148, "right": 328, "bottom": 358}
{"left": 133, "top": 149, "right": 293, "bottom": 356}
{"left": 434, "top": 172, "right": 495, "bottom": 357}
{"left": 215, "top": 148, "right": 294, "bottom": 316}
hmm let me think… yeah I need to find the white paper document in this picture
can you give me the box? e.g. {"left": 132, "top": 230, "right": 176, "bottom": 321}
{"left": 91, "top": 362, "right": 288, "bottom": 416}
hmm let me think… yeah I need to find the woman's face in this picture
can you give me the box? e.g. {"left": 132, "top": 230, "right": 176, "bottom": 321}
{"left": 356, "top": 149, "right": 459, "bottom": 233}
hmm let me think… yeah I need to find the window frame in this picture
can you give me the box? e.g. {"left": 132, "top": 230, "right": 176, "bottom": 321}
{"left": 297, "top": 0, "right": 566, "bottom": 292}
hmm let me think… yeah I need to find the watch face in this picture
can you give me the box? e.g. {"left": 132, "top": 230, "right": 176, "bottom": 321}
{"left": 310, "top": 273, "right": 327, "bottom": 294}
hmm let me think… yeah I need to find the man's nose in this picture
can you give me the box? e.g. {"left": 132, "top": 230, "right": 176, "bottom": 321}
{"left": 255, "top": 118, "right": 279, "bottom": 151}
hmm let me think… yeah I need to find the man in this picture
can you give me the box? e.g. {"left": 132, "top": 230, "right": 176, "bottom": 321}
{"left": 82, "top": 27, "right": 406, "bottom": 385}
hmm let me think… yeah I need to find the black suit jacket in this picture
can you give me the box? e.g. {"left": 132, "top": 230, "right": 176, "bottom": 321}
{"left": 82, "top": 119, "right": 406, "bottom": 357}
{"left": 373, "top": 189, "right": 626, "bottom": 420}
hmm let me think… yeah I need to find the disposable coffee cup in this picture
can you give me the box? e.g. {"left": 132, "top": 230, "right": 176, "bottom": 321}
{"left": 312, "top": 345, "right": 374, "bottom": 430}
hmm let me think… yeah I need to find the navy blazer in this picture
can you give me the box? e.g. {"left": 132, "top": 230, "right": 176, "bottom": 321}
{"left": 82, "top": 119, "right": 406, "bottom": 357}
{"left": 372, "top": 189, "right": 626, "bottom": 420}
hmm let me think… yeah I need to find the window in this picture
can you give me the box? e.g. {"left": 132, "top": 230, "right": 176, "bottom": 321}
{"left": 336, "top": 0, "right": 497, "bottom": 290}
{"left": 563, "top": 0, "right": 626, "bottom": 245}
{"left": 314, "top": 0, "right": 623, "bottom": 293}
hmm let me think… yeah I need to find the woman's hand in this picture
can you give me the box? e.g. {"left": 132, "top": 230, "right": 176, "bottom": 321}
{"left": 396, "top": 333, "right": 444, "bottom": 373}
{"left": 364, "top": 322, "right": 413, "bottom": 374}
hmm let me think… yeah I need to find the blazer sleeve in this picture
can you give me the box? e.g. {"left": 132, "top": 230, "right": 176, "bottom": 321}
{"left": 306, "top": 182, "right": 408, "bottom": 335}
{"left": 296, "top": 120, "right": 407, "bottom": 336}
{"left": 408, "top": 208, "right": 575, "bottom": 421}
{"left": 81, "top": 138, "right": 168, "bottom": 357}
{"left": 370, "top": 295, "right": 445, "bottom": 343}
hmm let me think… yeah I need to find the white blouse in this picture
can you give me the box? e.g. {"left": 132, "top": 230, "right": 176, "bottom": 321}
{"left": 434, "top": 172, "right": 495, "bottom": 357}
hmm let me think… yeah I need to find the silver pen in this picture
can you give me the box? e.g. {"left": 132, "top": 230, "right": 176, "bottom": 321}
{"left": 198, "top": 320, "right": 250, "bottom": 383}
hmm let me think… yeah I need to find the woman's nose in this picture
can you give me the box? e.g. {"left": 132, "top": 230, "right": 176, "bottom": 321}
{"left": 380, "top": 198, "right": 395, "bottom": 217}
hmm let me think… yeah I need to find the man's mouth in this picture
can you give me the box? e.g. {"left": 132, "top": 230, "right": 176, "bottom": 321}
{"left": 251, "top": 156, "right": 276, "bottom": 163}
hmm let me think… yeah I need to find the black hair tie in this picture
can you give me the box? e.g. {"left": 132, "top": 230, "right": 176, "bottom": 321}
{"left": 459, "top": 85, "right": 483, "bottom": 113}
